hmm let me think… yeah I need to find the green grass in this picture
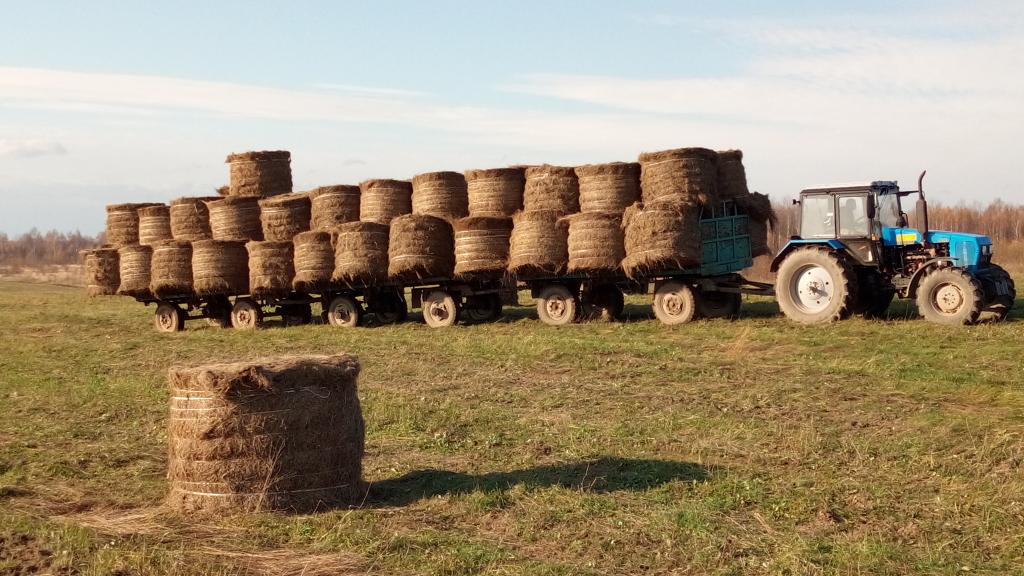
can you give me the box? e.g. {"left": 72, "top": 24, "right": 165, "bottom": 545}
{"left": 2, "top": 280, "right": 1024, "bottom": 575}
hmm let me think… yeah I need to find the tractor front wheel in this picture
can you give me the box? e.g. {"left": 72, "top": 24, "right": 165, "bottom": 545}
{"left": 916, "top": 267, "right": 984, "bottom": 325}
{"left": 776, "top": 246, "right": 857, "bottom": 323}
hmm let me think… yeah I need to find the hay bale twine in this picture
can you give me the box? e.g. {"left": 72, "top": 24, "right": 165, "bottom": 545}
{"left": 387, "top": 214, "right": 455, "bottom": 281}
{"left": 170, "top": 197, "right": 220, "bottom": 241}
{"left": 259, "top": 192, "right": 312, "bottom": 242}
{"left": 192, "top": 240, "right": 249, "bottom": 296}
{"left": 246, "top": 241, "right": 295, "bottom": 300}
{"left": 508, "top": 210, "right": 569, "bottom": 278}
{"left": 561, "top": 212, "right": 625, "bottom": 275}
{"left": 293, "top": 231, "right": 334, "bottom": 293}
{"left": 207, "top": 197, "right": 263, "bottom": 242}
{"left": 138, "top": 205, "right": 173, "bottom": 246}
{"left": 575, "top": 162, "right": 641, "bottom": 213}
{"left": 621, "top": 199, "right": 703, "bottom": 279}
{"left": 331, "top": 222, "right": 389, "bottom": 286}
{"left": 227, "top": 150, "right": 292, "bottom": 198}
{"left": 310, "top": 185, "right": 360, "bottom": 230}
{"left": 150, "top": 240, "right": 193, "bottom": 298}
{"left": 106, "top": 203, "right": 161, "bottom": 247}
{"left": 411, "top": 171, "right": 469, "bottom": 219}
{"left": 717, "top": 150, "right": 748, "bottom": 200}
{"left": 638, "top": 147, "right": 719, "bottom": 206}
{"left": 117, "top": 244, "right": 152, "bottom": 298}
{"left": 166, "top": 354, "right": 365, "bottom": 513}
{"left": 524, "top": 165, "right": 579, "bottom": 214}
{"left": 359, "top": 179, "right": 412, "bottom": 225}
{"left": 81, "top": 247, "right": 120, "bottom": 297}
{"left": 736, "top": 191, "right": 776, "bottom": 257}
{"left": 452, "top": 217, "right": 513, "bottom": 278}
{"left": 465, "top": 167, "right": 526, "bottom": 217}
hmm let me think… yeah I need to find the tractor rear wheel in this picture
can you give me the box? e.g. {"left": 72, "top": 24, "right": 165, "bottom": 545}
{"left": 776, "top": 246, "right": 858, "bottom": 323}
{"left": 977, "top": 263, "right": 1015, "bottom": 323}
{"left": 916, "top": 267, "right": 984, "bottom": 325}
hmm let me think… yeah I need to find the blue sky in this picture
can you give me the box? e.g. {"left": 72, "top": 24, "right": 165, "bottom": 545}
{"left": 1, "top": 0, "right": 1022, "bottom": 235}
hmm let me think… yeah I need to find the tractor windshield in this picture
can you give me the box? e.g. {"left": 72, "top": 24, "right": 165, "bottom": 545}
{"left": 877, "top": 192, "right": 901, "bottom": 228}
{"left": 800, "top": 195, "right": 835, "bottom": 238}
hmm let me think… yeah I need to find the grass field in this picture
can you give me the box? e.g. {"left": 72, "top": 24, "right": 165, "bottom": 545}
{"left": 1, "top": 280, "right": 1023, "bottom": 575}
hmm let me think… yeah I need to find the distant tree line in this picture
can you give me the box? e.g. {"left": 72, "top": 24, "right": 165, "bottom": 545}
{"left": 0, "top": 229, "right": 103, "bottom": 269}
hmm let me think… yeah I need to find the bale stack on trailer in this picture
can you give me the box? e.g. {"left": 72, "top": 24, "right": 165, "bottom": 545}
{"left": 639, "top": 147, "right": 719, "bottom": 207}
{"left": 388, "top": 214, "right": 455, "bottom": 281}
{"left": 116, "top": 244, "right": 153, "bottom": 298}
{"left": 332, "top": 222, "right": 390, "bottom": 286}
{"left": 736, "top": 191, "right": 776, "bottom": 257}
{"left": 170, "top": 197, "right": 219, "bottom": 241}
{"left": 359, "top": 179, "right": 413, "bottom": 225}
{"left": 465, "top": 168, "right": 526, "bottom": 218}
{"left": 561, "top": 212, "right": 626, "bottom": 275}
{"left": 292, "top": 231, "right": 334, "bottom": 293}
{"left": 621, "top": 200, "right": 703, "bottom": 278}
{"left": 575, "top": 162, "right": 641, "bottom": 213}
{"left": 150, "top": 240, "right": 193, "bottom": 299}
{"left": 411, "top": 171, "right": 469, "bottom": 220}
{"left": 508, "top": 210, "right": 569, "bottom": 278}
{"left": 81, "top": 247, "right": 120, "bottom": 297}
{"left": 207, "top": 197, "right": 263, "bottom": 242}
{"left": 192, "top": 240, "right": 249, "bottom": 296}
{"left": 523, "top": 165, "right": 580, "bottom": 213}
{"left": 138, "top": 205, "right": 173, "bottom": 246}
{"left": 310, "top": 185, "right": 360, "bottom": 231}
{"left": 259, "top": 192, "right": 311, "bottom": 242}
{"left": 716, "top": 150, "right": 748, "bottom": 200}
{"left": 246, "top": 241, "right": 295, "bottom": 300}
{"left": 226, "top": 151, "right": 292, "bottom": 198}
{"left": 453, "top": 217, "right": 513, "bottom": 278}
{"left": 106, "top": 203, "right": 162, "bottom": 247}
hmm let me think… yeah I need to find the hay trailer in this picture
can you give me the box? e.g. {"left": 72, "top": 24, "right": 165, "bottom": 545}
{"left": 324, "top": 278, "right": 506, "bottom": 329}
{"left": 143, "top": 291, "right": 326, "bottom": 332}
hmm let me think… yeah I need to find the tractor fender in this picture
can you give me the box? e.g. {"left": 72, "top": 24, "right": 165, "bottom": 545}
{"left": 905, "top": 257, "right": 957, "bottom": 299}
{"left": 770, "top": 240, "right": 846, "bottom": 273}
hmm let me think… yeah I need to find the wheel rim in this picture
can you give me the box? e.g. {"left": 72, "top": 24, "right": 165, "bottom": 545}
{"left": 934, "top": 283, "right": 965, "bottom": 314}
{"left": 330, "top": 298, "right": 358, "bottom": 327}
{"left": 233, "top": 302, "right": 258, "bottom": 328}
{"left": 662, "top": 291, "right": 688, "bottom": 317}
{"left": 791, "top": 264, "right": 834, "bottom": 312}
{"left": 156, "top": 309, "right": 177, "bottom": 331}
{"left": 545, "top": 297, "right": 569, "bottom": 320}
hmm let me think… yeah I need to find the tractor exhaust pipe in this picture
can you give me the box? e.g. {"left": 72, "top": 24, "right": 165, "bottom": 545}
{"left": 915, "top": 170, "right": 928, "bottom": 235}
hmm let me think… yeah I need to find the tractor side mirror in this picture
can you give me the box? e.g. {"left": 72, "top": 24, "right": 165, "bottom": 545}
{"left": 866, "top": 195, "right": 876, "bottom": 219}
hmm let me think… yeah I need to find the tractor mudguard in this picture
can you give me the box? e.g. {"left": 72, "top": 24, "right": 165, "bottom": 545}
{"left": 904, "top": 257, "right": 957, "bottom": 299}
{"left": 771, "top": 240, "right": 846, "bottom": 273}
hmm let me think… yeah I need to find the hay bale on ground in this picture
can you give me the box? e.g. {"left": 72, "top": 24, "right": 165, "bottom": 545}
{"left": 138, "top": 205, "right": 172, "bottom": 246}
{"left": 170, "top": 197, "right": 220, "bottom": 241}
{"left": 465, "top": 168, "right": 526, "bottom": 217}
{"left": 388, "top": 214, "right": 455, "bottom": 281}
{"left": 411, "top": 171, "right": 469, "bottom": 219}
{"left": 331, "top": 222, "right": 389, "bottom": 286}
{"left": 247, "top": 241, "right": 295, "bottom": 300}
{"left": 166, "top": 354, "right": 365, "bottom": 513}
{"left": 561, "top": 212, "right": 625, "bottom": 275}
{"left": 207, "top": 197, "right": 263, "bottom": 242}
{"left": 621, "top": 199, "right": 703, "bottom": 279}
{"left": 452, "top": 217, "right": 513, "bottom": 278}
{"left": 117, "top": 244, "right": 152, "bottom": 298}
{"left": 192, "top": 240, "right": 249, "bottom": 296}
{"left": 150, "top": 240, "right": 193, "bottom": 298}
{"left": 106, "top": 203, "right": 162, "bottom": 247}
{"left": 310, "top": 185, "right": 360, "bottom": 231}
{"left": 638, "top": 147, "right": 719, "bottom": 207}
{"left": 259, "top": 192, "right": 311, "bottom": 242}
{"left": 359, "top": 179, "right": 412, "bottom": 225}
{"left": 227, "top": 150, "right": 292, "bottom": 198}
{"left": 736, "top": 191, "right": 776, "bottom": 257}
{"left": 293, "top": 231, "right": 334, "bottom": 293}
{"left": 81, "top": 247, "right": 120, "bottom": 297}
{"left": 717, "top": 150, "right": 748, "bottom": 200}
{"left": 575, "top": 162, "right": 641, "bottom": 213}
{"left": 508, "top": 210, "right": 568, "bottom": 278}
{"left": 524, "top": 165, "right": 579, "bottom": 214}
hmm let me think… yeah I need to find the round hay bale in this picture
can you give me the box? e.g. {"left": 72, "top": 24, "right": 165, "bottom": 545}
{"left": 621, "top": 199, "right": 703, "bottom": 279}
{"left": 117, "top": 244, "right": 152, "bottom": 298}
{"left": 192, "top": 240, "right": 249, "bottom": 296}
{"left": 259, "top": 192, "right": 312, "bottom": 242}
{"left": 508, "top": 210, "right": 568, "bottom": 278}
{"left": 411, "top": 171, "right": 469, "bottom": 219}
{"left": 81, "top": 247, "right": 120, "bottom": 297}
{"left": 246, "top": 241, "right": 295, "bottom": 300}
{"left": 387, "top": 214, "right": 455, "bottom": 281}
{"left": 524, "top": 165, "right": 579, "bottom": 214}
{"left": 465, "top": 167, "right": 526, "bottom": 217}
{"left": 736, "top": 191, "right": 776, "bottom": 257}
{"left": 331, "top": 222, "right": 389, "bottom": 286}
{"left": 359, "top": 179, "right": 412, "bottom": 225}
{"left": 293, "top": 231, "right": 334, "bottom": 293}
{"left": 638, "top": 147, "right": 719, "bottom": 206}
{"left": 226, "top": 150, "right": 292, "bottom": 198}
{"left": 575, "top": 162, "right": 641, "bottom": 213}
{"left": 310, "top": 185, "right": 360, "bottom": 231}
{"left": 452, "top": 216, "right": 513, "bottom": 278}
{"left": 150, "top": 240, "right": 193, "bottom": 298}
{"left": 716, "top": 150, "right": 748, "bottom": 200}
{"left": 166, "top": 354, "right": 365, "bottom": 513}
{"left": 170, "top": 197, "right": 220, "bottom": 241}
{"left": 561, "top": 212, "right": 625, "bottom": 275}
{"left": 138, "top": 205, "right": 173, "bottom": 246}
{"left": 207, "top": 197, "right": 264, "bottom": 242}
{"left": 106, "top": 203, "right": 162, "bottom": 247}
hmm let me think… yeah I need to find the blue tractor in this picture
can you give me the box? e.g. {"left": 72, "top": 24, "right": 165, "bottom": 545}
{"left": 771, "top": 172, "right": 1015, "bottom": 324}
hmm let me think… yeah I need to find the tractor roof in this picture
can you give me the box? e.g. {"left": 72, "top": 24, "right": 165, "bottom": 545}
{"left": 801, "top": 181, "right": 899, "bottom": 194}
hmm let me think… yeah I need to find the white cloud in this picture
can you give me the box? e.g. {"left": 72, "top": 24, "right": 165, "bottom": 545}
{"left": 0, "top": 139, "right": 67, "bottom": 159}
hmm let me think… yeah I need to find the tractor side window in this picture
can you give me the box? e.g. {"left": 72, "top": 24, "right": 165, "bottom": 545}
{"left": 800, "top": 195, "right": 835, "bottom": 238}
{"left": 877, "top": 193, "right": 901, "bottom": 228}
{"left": 838, "top": 196, "right": 869, "bottom": 237}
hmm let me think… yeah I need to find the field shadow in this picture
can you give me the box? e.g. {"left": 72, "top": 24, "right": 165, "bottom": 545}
{"left": 367, "top": 456, "right": 713, "bottom": 507}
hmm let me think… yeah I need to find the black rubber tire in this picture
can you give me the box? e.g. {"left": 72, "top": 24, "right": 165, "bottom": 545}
{"left": 327, "top": 295, "right": 362, "bottom": 328}
{"left": 231, "top": 298, "right": 263, "bottom": 330}
{"left": 154, "top": 303, "right": 186, "bottom": 333}
{"left": 422, "top": 290, "right": 461, "bottom": 328}
{"left": 694, "top": 290, "right": 742, "bottom": 319}
{"left": 536, "top": 284, "right": 578, "bottom": 326}
{"left": 280, "top": 303, "right": 313, "bottom": 327}
{"left": 580, "top": 285, "right": 625, "bottom": 321}
{"left": 464, "top": 293, "right": 503, "bottom": 323}
{"left": 977, "top": 263, "right": 1015, "bottom": 323}
{"left": 852, "top": 269, "right": 895, "bottom": 319}
{"left": 203, "top": 295, "right": 232, "bottom": 328}
{"left": 776, "top": 246, "right": 858, "bottom": 323}
{"left": 371, "top": 292, "right": 408, "bottom": 325}
{"left": 653, "top": 281, "right": 697, "bottom": 325}
{"left": 916, "top": 267, "right": 984, "bottom": 325}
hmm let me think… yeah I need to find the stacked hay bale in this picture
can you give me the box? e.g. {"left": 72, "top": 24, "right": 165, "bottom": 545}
{"left": 247, "top": 242, "right": 295, "bottom": 300}
{"left": 106, "top": 203, "right": 161, "bottom": 247}
{"left": 117, "top": 244, "right": 152, "bottom": 298}
{"left": 561, "top": 212, "right": 625, "bottom": 275}
{"left": 388, "top": 214, "right": 455, "bottom": 281}
{"left": 81, "top": 247, "right": 120, "bottom": 297}
{"left": 638, "top": 147, "right": 719, "bottom": 207}
{"left": 138, "top": 205, "right": 173, "bottom": 246}
{"left": 523, "top": 165, "right": 579, "bottom": 213}
{"left": 226, "top": 151, "right": 292, "bottom": 198}
{"left": 150, "top": 240, "right": 193, "bottom": 298}
{"left": 170, "top": 197, "right": 219, "bottom": 241}
{"left": 452, "top": 217, "right": 513, "bottom": 278}
{"left": 192, "top": 240, "right": 249, "bottom": 296}
{"left": 332, "top": 222, "right": 389, "bottom": 286}
{"left": 716, "top": 150, "right": 748, "bottom": 200}
{"left": 310, "top": 185, "right": 360, "bottom": 231}
{"left": 575, "top": 162, "right": 641, "bottom": 213}
{"left": 621, "top": 200, "right": 703, "bottom": 278}
{"left": 508, "top": 210, "right": 568, "bottom": 278}
{"left": 293, "top": 231, "right": 334, "bottom": 293}
{"left": 736, "top": 192, "right": 776, "bottom": 257}
{"left": 166, "top": 354, "right": 365, "bottom": 513}
{"left": 259, "top": 192, "right": 311, "bottom": 242}
{"left": 359, "top": 179, "right": 412, "bottom": 225}
{"left": 465, "top": 168, "right": 526, "bottom": 217}
{"left": 411, "top": 171, "right": 469, "bottom": 219}
{"left": 207, "top": 197, "right": 263, "bottom": 242}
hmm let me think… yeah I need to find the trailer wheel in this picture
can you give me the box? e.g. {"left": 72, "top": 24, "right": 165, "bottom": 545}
{"left": 423, "top": 290, "right": 461, "bottom": 328}
{"left": 776, "top": 246, "right": 857, "bottom": 323}
{"left": 653, "top": 281, "right": 697, "bottom": 324}
{"left": 281, "top": 304, "right": 313, "bottom": 327}
{"left": 977, "top": 263, "right": 1015, "bottom": 323}
{"left": 327, "top": 295, "right": 362, "bottom": 328}
{"left": 695, "top": 290, "right": 741, "bottom": 319}
{"left": 464, "top": 293, "right": 502, "bottom": 323}
{"left": 154, "top": 303, "right": 186, "bottom": 333}
{"left": 581, "top": 285, "right": 625, "bottom": 321}
{"left": 372, "top": 292, "right": 408, "bottom": 325}
{"left": 536, "top": 284, "right": 578, "bottom": 325}
{"left": 231, "top": 298, "right": 263, "bottom": 330}
{"left": 916, "top": 267, "right": 984, "bottom": 325}
{"left": 204, "top": 295, "right": 232, "bottom": 328}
